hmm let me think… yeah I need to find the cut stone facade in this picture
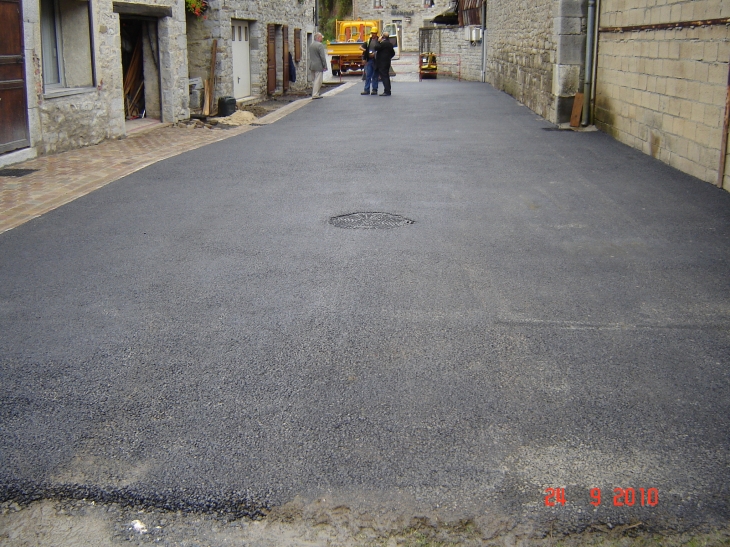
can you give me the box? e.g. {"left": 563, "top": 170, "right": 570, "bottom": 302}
{"left": 1, "top": 0, "right": 190, "bottom": 165}
{"left": 594, "top": 0, "right": 730, "bottom": 189}
{"left": 186, "top": 0, "right": 316, "bottom": 107}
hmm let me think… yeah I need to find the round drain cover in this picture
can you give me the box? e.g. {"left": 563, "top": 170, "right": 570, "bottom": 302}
{"left": 329, "top": 212, "right": 415, "bottom": 229}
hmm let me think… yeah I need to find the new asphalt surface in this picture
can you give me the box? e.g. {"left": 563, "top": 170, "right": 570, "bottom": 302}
{"left": 1, "top": 80, "right": 729, "bottom": 534}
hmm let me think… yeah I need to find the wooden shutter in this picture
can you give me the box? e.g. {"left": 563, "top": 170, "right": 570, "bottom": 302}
{"left": 267, "top": 23, "right": 276, "bottom": 94}
{"left": 282, "top": 25, "right": 289, "bottom": 92}
{"left": 0, "top": 0, "right": 29, "bottom": 154}
{"left": 294, "top": 28, "right": 301, "bottom": 63}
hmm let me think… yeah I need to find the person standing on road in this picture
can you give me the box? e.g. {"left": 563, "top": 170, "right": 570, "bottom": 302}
{"left": 309, "top": 33, "right": 328, "bottom": 99}
{"left": 374, "top": 32, "right": 395, "bottom": 96}
{"left": 360, "top": 27, "right": 380, "bottom": 96}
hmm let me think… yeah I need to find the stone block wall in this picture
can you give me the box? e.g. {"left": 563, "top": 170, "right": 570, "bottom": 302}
{"left": 486, "top": 0, "right": 583, "bottom": 124}
{"left": 594, "top": 0, "right": 730, "bottom": 189}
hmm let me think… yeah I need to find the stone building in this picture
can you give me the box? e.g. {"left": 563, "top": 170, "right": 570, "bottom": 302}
{"left": 185, "top": 0, "right": 316, "bottom": 109}
{"left": 1, "top": 0, "right": 191, "bottom": 167}
{"left": 354, "top": 0, "right": 450, "bottom": 52}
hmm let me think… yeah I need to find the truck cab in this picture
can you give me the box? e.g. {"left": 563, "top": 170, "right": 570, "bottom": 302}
{"left": 327, "top": 20, "right": 400, "bottom": 76}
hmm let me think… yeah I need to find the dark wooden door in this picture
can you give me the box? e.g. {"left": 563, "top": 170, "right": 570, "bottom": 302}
{"left": 267, "top": 24, "right": 276, "bottom": 94}
{"left": 0, "top": 0, "right": 29, "bottom": 154}
{"left": 282, "top": 25, "right": 289, "bottom": 92}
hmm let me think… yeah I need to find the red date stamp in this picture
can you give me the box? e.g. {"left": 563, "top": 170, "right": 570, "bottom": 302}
{"left": 544, "top": 487, "right": 659, "bottom": 507}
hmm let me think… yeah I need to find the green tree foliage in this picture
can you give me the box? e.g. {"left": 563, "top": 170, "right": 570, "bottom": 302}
{"left": 319, "top": 0, "right": 353, "bottom": 41}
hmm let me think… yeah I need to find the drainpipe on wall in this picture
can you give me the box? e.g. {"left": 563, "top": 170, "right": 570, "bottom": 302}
{"left": 590, "top": 0, "right": 601, "bottom": 123}
{"left": 581, "top": 0, "right": 596, "bottom": 127}
{"left": 480, "top": 0, "right": 486, "bottom": 82}
{"left": 717, "top": 54, "right": 730, "bottom": 189}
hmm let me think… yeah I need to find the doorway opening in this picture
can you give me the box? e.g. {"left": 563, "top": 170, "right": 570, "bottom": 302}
{"left": 120, "top": 16, "right": 161, "bottom": 133}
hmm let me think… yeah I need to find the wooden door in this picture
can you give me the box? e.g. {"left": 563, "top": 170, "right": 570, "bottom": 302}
{"left": 267, "top": 23, "right": 275, "bottom": 94}
{"left": 282, "top": 25, "right": 289, "bottom": 92}
{"left": 0, "top": 0, "right": 29, "bottom": 154}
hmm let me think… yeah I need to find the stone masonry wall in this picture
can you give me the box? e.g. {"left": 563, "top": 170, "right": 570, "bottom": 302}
{"left": 595, "top": 0, "right": 730, "bottom": 189}
{"left": 187, "top": 0, "right": 315, "bottom": 104}
{"left": 485, "top": 0, "right": 559, "bottom": 123}
{"left": 483, "top": 0, "right": 586, "bottom": 124}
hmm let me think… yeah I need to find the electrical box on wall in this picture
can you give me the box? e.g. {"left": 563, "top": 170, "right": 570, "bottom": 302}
{"left": 464, "top": 26, "right": 482, "bottom": 42}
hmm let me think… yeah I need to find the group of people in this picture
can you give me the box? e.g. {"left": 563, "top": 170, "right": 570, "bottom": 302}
{"left": 359, "top": 27, "right": 395, "bottom": 97}
{"left": 307, "top": 28, "right": 395, "bottom": 100}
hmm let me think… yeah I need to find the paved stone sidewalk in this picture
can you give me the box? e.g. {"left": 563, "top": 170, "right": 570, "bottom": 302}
{"left": 0, "top": 123, "right": 255, "bottom": 235}
{"left": 0, "top": 82, "right": 355, "bottom": 236}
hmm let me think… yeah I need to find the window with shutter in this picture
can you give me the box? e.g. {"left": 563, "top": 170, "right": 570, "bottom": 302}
{"left": 294, "top": 28, "right": 301, "bottom": 62}
{"left": 267, "top": 23, "right": 275, "bottom": 94}
{"left": 282, "top": 25, "right": 289, "bottom": 91}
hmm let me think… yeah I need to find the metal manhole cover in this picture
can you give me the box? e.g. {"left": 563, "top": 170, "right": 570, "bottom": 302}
{"left": 329, "top": 212, "right": 415, "bottom": 229}
{"left": 0, "top": 168, "right": 39, "bottom": 177}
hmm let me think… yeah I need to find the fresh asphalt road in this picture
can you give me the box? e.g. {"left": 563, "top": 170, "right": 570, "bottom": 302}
{"left": 1, "top": 80, "right": 729, "bottom": 533}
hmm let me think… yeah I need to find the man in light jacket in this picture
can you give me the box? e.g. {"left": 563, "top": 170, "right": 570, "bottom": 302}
{"left": 308, "top": 33, "right": 328, "bottom": 99}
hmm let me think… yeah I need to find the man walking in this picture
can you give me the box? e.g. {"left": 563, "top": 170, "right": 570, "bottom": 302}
{"left": 308, "top": 33, "right": 328, "bottom": 99}
{"left": 374, "top": 32, "right": 395, "bottom": 96}
{"left": 360, "top": 27, "right": 380, "bottom": 96}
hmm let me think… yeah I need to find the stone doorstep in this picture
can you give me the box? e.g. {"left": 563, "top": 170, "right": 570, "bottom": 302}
{"left": 235, "top": 96, "right": 260, "bottom": 108}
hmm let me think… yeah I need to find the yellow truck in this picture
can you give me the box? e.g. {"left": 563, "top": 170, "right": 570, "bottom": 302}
{"left": 326, "top": 20, "right": 399, "bottom": 76}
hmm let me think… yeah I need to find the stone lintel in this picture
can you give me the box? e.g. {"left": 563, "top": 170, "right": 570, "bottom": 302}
{"left": 112, "top": 2, "right": 172, "bottom": 18}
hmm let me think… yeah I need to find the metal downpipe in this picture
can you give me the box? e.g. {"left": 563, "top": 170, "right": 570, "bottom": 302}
{"left": 481, "top": 0, "right": 487, "bottom": 83}
{"left": 582, "top": 0, "right": 596, "bottom": 127}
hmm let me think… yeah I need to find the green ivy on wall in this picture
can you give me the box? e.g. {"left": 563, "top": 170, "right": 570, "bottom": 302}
{"left": 319, "top": 0, "right": 353, "bottom": 41}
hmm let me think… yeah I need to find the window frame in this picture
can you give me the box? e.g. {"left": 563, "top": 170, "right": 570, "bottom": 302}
{"left": 40, "top": 0, "right": 96, "bottom": 95}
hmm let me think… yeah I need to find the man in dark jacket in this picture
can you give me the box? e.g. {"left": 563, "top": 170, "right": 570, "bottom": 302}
{"left": 374, "top": 32, "right": 395, "bottom": 96}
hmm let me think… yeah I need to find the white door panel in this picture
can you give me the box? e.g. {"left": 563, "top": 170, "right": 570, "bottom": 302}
{"left": 232, "top": 20, "right": 250, "bottom": 98}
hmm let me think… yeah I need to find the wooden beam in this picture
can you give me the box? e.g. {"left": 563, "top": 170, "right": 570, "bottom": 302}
{"left": 570, "top": 93, "right": 584, "bottom": 128}
{"left": 207, "top": 39, "right": 218, "bottom": 115}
